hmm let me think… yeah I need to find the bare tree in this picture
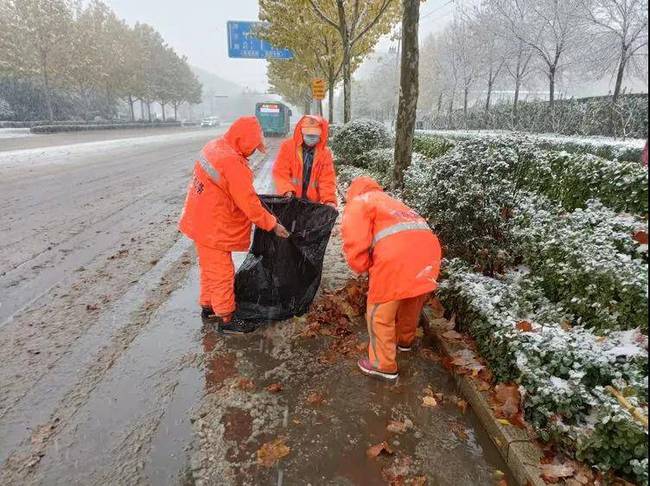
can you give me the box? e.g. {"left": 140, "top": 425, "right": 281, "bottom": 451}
{"left": 494, "top": 0, "right": 588, "bottom": 110}
{"left": 448, "top": 16, "right": 480, "bottom": 127}
{"left": 581, "top": 0, "right": 648, "bottom": 103}
{"left": 393, "top": 0, "right": 420, "bottom": 189}
{"left": 471, "top": 5, "right": 508, "bottom": 127}
{"left": 488, "top": 0, "right": 536, "bottom": 125}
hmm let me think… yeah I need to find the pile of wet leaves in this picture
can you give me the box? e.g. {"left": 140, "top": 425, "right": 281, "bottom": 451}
{"left": 295, "top": 277, "right": 369, "bottom": 363}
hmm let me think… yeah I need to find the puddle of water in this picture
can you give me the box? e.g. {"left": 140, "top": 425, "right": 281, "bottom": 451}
{"left": 192, "top": 320, "right": 514, "bottom": 486}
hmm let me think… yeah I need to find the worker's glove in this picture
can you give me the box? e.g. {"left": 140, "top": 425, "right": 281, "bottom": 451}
{"left": 273, "top": 223, "right": 290, "bottom": 239}
{"left": 283, "top": 191, "right": 295, "bottom": 198}
{"left": 325, "top": 202, "right": 337, "bottom": 209}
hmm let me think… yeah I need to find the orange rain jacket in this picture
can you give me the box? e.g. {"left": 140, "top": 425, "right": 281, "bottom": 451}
{"left": 179, "top": 116, "right": 277, "bottom": 251}
{"left": 341, "top": 177, "right": 442, "bottom": 304}
{"left": 272, "top": 115, "right": 337, "bottom": 206}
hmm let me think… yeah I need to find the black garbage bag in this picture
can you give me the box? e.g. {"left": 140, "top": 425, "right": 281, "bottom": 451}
{"left": 234, "top": 195, "right": 338, "bottom": 322}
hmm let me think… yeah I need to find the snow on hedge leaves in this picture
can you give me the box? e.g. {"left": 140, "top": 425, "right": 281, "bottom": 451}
{"left": 438, "top": 262, "right": 648, "bottom": 484}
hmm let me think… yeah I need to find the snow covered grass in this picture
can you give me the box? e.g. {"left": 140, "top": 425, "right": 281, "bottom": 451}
{"left": 417, "top": 129, "right": 646, "bottom": 163}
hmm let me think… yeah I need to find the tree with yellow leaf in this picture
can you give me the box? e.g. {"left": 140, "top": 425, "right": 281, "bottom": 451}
{"left": 307, "top": 0, "right": 401, "bottom": 123}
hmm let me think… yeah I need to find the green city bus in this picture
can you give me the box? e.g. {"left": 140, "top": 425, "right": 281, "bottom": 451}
{"left": 255, "top": 102, "right": 292, "bottom": 137}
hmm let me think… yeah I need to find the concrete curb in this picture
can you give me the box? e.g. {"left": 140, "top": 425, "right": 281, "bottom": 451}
{"left": 423, "top": 308, "right": 546, "bottom": 486}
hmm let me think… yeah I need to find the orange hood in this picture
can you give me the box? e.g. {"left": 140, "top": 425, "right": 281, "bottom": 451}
{"left": 224, "top": 116, "right": 265, "bottom": 157}
{"left": 292, "top": 115, "right": 329, "bottom": 149}
{"left": 346, "top": 176, "right": 383, "bottom": 202}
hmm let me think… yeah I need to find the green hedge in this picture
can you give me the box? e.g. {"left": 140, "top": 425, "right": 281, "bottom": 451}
{"left": 438, "top": 261, "right": 648, "bottom": 485}
{"left": 330, "top": 119, "right": 391, "bottom": 168}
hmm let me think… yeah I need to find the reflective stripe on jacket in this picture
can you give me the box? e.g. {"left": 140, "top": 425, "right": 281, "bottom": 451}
{"left": 178, "top": 117, "right": 277, "bottom": 251}
{"left": 272, "top": 115, "right": 337, "bottom": 206}
{"left": 341, "top": 176, "right": 442, "bottom": 304}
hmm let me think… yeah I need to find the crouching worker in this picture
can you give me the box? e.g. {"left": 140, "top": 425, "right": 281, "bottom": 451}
{"left": 341, "top": 177, "right": 442, "bottom": 380}
{"left": 179, "top": 116, "right": 290, "bottom": 334}
{"left": 273, "top": 115, "right": 337, "bottom": 207}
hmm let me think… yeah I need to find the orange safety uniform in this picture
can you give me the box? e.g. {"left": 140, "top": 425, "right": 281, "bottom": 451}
{"left": 272, "top": 115, "right": 337, "bottom": 206}
{"left": 178, "top": 116, "right": 277, "bottom": 317}
{"left": 341, "top": 177, "right": 442, "bottom": 373}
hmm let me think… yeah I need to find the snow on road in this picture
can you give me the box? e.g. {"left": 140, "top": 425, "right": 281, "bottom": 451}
{"left": 0, "top": 128, "right": 216, "bottom": 170}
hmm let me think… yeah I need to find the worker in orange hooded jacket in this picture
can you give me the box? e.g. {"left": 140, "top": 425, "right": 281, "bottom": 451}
{"left": 342, "top": 176, "right": 442, "bottom": 380}
{"left": 273, "top": 115, "right": 337, "bottom": 207}
{"left": 179, "top": 116, "right": 289, "bottom": 334}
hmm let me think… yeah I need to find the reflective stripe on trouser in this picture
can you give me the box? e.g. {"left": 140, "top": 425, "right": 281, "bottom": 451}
{"left": 195, "top": 243, "right": 235, "bottom": 317}
{"left": 372, "top": 221, "right": 431, "bottom": 247}
{"left": 366, "top": 293, "right": 430, "bottom": 373}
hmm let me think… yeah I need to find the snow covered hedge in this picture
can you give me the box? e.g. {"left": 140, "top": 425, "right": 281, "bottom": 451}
{"left": 513, "top": 196, "right": 648, "bottom": 333}
{"left": 417, "top": 130, "right": 646, "bottom": 163}
{"left": 412, "top": 135, "right": 455, "bottom": 160}
{"left": 421, "top": 94, "right": 648, "bottom": 139}
{"left": 330, "top": 119, "right": 391, "bottom": 168}
{"left": 438, "top": 262, "right": 648, "bottom": 485}
{"left": 518, "top": 150, "right": 648, "bottom": 214}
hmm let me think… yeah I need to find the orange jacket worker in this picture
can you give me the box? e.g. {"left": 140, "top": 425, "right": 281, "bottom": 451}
{"left": 179, "top": 116, "right": 289, "bottom": 334}
{"left": 273, "top": 115, "right": 337, "bottom": 207}
{"left": 341, "top": 177, "right": 442, "bottom": 380}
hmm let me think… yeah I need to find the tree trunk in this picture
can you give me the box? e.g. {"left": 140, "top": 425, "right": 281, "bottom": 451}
{"left": 448, "top": 97, "right": 454, "bottom": 129}
{"left": 303, "top": 98, "right": 311, "bottom": 115}
{"left": 140, "top": 100, "right": 145, "bottom": 120}
{"left": 328, "top": 78, "right": 335, "bottom": 124}
{"left": 41, "top": 55, "right": 54, "bottom": 122}
{"left": 612, "top": 44, "right": 628, "bottom": 104}
{"left": 146, "top": 102, "right": 152, "bottom": 122}
{"left": 392, "top": 0, "right": 420, "bottom": 190}
{"left": 513, "top": 76, "right": 521, "bottom": 127}
{"left": 342, "top": 45, "right": 352, "bottom": 123}
{"left": 484, "top": 78, "right": 493, "bottom": 129}
{"left": 548, "top": 65, "right": 556, "bottom": 110}
{"left": 437, "top": 92, "right": 443, "bottom": 115}
{"left": 128, "top": 95, "right": 135, "bottom": 121}
{"left": 174, "top": 103, "right": 178, "bottom": 120}
{"left": 463, "top": 86, "right": 469, "bottom": 128}
{"left": 161, "top": 103, "right": 166, "bottom": 121}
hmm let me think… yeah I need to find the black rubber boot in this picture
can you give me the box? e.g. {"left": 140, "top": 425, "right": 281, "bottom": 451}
{"left": 201, "top": 306, "right": 216, "bottom": 320}
{"left": 217, "top": 317, "right": 256, "bottom": 335}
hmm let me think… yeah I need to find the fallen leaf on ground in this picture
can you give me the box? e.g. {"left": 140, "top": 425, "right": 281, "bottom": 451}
{"left": 419, "top": 348, "right": 441, "bottom": 363}
{"left": 450, "top": 349, "right": 485, "bottom": 376}
{"left": 539, "top": 463, "right": 575, "bottom": 483}
{"left": 415, "top": 327, "right": 424, "bottom": 338}
{"left": 257, "top": 438, "right": 290, "bottom": 467}
{"left": 442, "top": 330, "right": 463, "bottom": 340}
{"left": 456, "top": 399, "right": 468, "bottom": 414}
{"left": 356, "top": 341, "right": 368, "bottom": 352}
{"left": 515, "top": 320, "right": 534, "bottom": 332}
{"left": 381, "top": 455, "right": 413, "bottom": 482}
{"left": 367, "top": 441, "right": 394, "bottom": 459}
{"left": 234, "top": 377, "right": 254, "bottom": 391}
{"left": 422, "top": 396, "right": 438, "bottom": 408}
{"left": 497, "top": 418, "right": 512, "bottom": 426}
{"left": 493, "top": 384, "right": 521, "bottom": 418}
{"left": 449, "top": 420, "right": 469, "bottom": 440}
{"left": 266, "top": 383, "right": 283, "bottom": 393}
{"left": 85, "top": 303, "right": 99, "bottom": 311}
{"left": 306, "top": 391, "right": 326, "bottom": 406}
{"left": 633, "top": 230, "right": 648, "bottom": 244}
{"left": 387, "top": 419, "right": 413, "bottom": 434}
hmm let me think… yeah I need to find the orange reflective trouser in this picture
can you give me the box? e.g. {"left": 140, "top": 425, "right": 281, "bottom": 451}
{"left": 195, "top": 243, "right": 235, "bottom": 318}
{"left": 366, "top": 293, "right": 429, "bottom": 373}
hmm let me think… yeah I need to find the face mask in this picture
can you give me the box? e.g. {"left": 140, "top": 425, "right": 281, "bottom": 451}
{"left": 303, "top": 134, "right": 320, "bottom": 147}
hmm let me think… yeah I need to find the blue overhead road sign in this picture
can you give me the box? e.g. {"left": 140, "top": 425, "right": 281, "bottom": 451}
{"left": 227, "top": 21, "right": 293, "bottom": 60}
